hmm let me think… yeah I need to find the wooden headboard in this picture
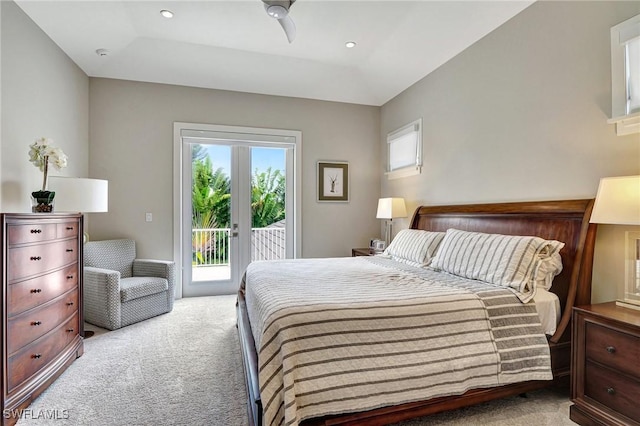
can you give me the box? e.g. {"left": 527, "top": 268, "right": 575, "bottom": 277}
{"left": 409, "top": 199, "right": 596, "bottom": 345}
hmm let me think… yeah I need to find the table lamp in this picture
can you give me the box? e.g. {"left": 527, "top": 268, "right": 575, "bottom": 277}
{"left": 590, "top": 175, "right": 640, "bottom": 309}
{"left": 48, "top": 177, "right": 108, "bottom": 242}
{"left": 376, "top": 197, "right": 407, "bottom": 247}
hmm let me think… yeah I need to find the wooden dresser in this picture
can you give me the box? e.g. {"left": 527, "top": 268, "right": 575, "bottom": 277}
{"left": 571, "top": 302, "right": 640, "bottom": 426}
{"left": 2, "top": 213, "right": 84, "bottom": 425}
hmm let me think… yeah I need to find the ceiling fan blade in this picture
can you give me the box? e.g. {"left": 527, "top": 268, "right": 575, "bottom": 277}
{"left": 278, "top": 15, "right": 296, "bottom": 43}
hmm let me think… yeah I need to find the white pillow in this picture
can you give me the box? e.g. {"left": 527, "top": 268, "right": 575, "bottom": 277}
{"left": 532, "top": 252, "right": 563, "bottom": 290}
{"left": 430, "top": 229, "right": 565, "bottom": 302}
{"left": 383, "top": 229, "right": 445, "bottom": 268}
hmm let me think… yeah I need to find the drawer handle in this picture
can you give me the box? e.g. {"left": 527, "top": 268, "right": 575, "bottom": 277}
{"left": 66, "top": 301, "right": 74, "bottom": 306}
{"left": 30, "top": 288, "right": 42, "bottom": 293}
{"left": 32, "top": 354, "right": 42, "bottom": 359}
{"left": 66, "top": 328, "right": 74, "bottom": 333}
{"left": 66, "top": 275, "right": 74, "bottom": 280}
{"left": 66, "top": 248, "right": 74, "bottom": 252}
{"left": 30, "top": 256, "right": 42, "bottom": 261}
{"left": 30, "top": 229, "right": 42, "bottom": 234}
{"left": 66, "top": 226, "right": 74, "bottom": 230}
{"left": 31, "top": 321, "right": 42, "bottom": 326}
{"left": 606, "top": 346, "right": 616, "bottom": 354}
{"left": 607, "top": 387, "right": 616, "bottom": 395}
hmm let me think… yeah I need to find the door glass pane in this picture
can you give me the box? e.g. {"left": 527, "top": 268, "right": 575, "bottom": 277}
{"left": 250, "top": 147, "right": 286, "bottom": 262}
{"left": 191, "top": 144, "right": 231, "bottom": 282}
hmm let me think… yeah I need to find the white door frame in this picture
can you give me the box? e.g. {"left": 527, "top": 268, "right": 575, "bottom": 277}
{"left": 173, "top": 122, "right": 302, "bottom": 298}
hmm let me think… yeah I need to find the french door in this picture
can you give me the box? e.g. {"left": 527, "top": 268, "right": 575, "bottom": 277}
{"left": 175, "top": 124, "right": 301, "bottom": 297}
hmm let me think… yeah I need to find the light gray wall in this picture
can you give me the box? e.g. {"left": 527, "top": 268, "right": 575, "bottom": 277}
{"left": 1, "top": 1, "right": 89, "bottom": 212}
{"left": 380, "top": 1, "right": 640, "bottom": 304}
{"left": 88, "top": 78, "right": 380, "bottom": 260}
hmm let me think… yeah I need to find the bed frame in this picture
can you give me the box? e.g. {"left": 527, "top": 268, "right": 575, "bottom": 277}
{"left": 236, "top": 199, "right": 596, "bottom": 426}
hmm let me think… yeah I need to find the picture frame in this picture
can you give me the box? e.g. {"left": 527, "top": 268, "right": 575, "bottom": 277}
{"left": 374, "top": 239, "right": 386, "bottom": 252}
{"left": 317, "top": 161, "right": 349, "bottom": 202}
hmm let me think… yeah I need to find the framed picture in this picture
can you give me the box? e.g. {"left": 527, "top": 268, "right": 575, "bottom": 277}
{"left": 317, "top": 161, "right": 349, "bottom": 202}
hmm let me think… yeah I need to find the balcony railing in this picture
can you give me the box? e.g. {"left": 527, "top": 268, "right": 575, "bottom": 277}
{"left": 192, "top": 227, "right": 286, "bottom": 266}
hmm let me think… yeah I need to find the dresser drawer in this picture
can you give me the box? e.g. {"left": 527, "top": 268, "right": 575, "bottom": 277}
{"left": 7, "top": 239, "right": 78, "bottom": 282}
{"left": 7, "top": 223, "right": 58, "bottom": 245}
{"left": 7, "top": 264, "right": 78, "bottom": 317}
{"left": 585, "top": 321, "right": 640, "bottom": 378}
{"left": 57, "top": 221, "right": 79, "bottom": 239}
{"left": 7, "top": 288, "right": 78, "bottom": 355}
{"left": 585, "top": 361, "right": 640, "bottom": 422}
{"left": 7, "top": 313, "right": 79, "bottom": 392}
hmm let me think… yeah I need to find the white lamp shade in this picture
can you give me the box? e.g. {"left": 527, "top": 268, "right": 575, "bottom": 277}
{"left": 590, "top": 175, "right": 640, "bottom": 225}
{"left": 48, "top": 177, "right": 108, "bottom": 213}
{"left": 376, "top": 197, "right": 407, "bottom": 219}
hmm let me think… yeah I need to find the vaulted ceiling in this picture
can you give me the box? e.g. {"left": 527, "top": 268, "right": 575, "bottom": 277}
{"left": 17, "top": 1, "right": 534, "bottom": 106}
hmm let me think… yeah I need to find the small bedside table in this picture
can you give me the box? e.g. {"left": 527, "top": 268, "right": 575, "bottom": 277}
{"left": 352, "top": 248, "right": 374, "bottom": 257}
{"left": 570, "top": 302, "right": 640, "bottom": 426}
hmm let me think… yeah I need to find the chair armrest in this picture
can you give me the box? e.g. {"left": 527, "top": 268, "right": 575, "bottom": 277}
{"left": 84, "top": 266, "right": 121, "bottom": 291}
{"left": 133, "top": 259, "right": 174, "bottom": 281}
{"left": 83, "top": 266, "right": 122, "bottom": 330}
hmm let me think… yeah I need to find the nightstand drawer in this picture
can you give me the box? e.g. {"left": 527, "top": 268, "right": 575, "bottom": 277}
{"left": 585, "top": 321, "right": 640, "bottom": 378}
{"left": 585, "top": 361, "right": 640, "bottom": 422}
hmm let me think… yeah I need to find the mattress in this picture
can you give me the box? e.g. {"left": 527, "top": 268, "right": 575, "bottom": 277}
{"left": 531, "top": 288, "right": 561, "bottom": 336}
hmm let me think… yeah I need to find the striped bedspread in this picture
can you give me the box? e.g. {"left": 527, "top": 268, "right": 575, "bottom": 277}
{"left": 241, "top": 256, "right": 552, "bottom": 426}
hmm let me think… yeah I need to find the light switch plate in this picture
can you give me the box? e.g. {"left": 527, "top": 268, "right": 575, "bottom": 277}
{"left": 145, "top": 213, "right": 152, "bottom": 222}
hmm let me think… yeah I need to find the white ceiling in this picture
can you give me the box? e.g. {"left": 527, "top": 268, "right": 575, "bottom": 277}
{"left": 16, "top": 0, "right": 534, "bottom": 106}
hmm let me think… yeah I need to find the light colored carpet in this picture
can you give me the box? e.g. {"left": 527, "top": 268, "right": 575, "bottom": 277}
{"left": 19, "top": 295, "right": 576, "bottom": 426}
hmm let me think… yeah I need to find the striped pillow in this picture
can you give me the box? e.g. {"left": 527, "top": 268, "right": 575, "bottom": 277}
{"left": 383, "top": 229, "right": 445, "bottom": 268}
{"left": 532, "top": 252, "right": 563, "bottom": 290}
{"left": 430, "top": 229, "right": 564, "bottom": 301}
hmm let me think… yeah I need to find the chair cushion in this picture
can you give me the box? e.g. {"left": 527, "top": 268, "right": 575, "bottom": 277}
{"left": 120, "top": 277, "right": 169, "bottom": 302}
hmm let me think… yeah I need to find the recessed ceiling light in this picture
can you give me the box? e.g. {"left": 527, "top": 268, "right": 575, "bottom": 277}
{"left": 160, "top": 9, "right": 174, "bottom": 19}
{"left": 345, "top": 41, "right": 356, "bottom": 49}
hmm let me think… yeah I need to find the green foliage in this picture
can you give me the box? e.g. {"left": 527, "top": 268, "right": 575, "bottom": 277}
{"left": 251, "top": 167, "right": 285, "bottom": 228}
{"left": 192, "top": 158, "right": 231, "bottom": 228}
{"left": 191, "top": 144, "right": 208, "bottom": 162}
{"left": 191, "top": 154, "right": 286, "bottom": 265}
{"left": 192, "top": 157, "right": 231, "bottom": 265}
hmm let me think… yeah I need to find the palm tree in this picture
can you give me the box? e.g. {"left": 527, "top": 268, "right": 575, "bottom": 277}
{"left": 192, "top": 158, "right": 231, "bottom": 264}
{"left": 191, "top": 159, "right": 286, "bottom": 265}
{"left": 251, "top": 167, "right": 285, "bottom": 228}
{"left": 191, "top": 144, "right": 208, "bottom": 162}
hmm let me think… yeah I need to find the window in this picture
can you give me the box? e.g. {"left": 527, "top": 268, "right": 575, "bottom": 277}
{"left": 626, "top": 37, "right": 640, "bottom": 114}
{"left": 609, "top": 14, "right": 640, "bottom": 136}
{"left": 386, "top": 118, "right": 422, "bottom": 180}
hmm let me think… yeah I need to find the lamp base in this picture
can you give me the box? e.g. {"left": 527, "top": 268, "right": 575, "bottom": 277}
{"left": 615, "top": 298, "right": 640, "bottom": 311}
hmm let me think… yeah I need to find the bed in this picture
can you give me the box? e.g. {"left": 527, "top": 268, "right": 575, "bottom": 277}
{"left": 236, "top": 199, "right": 596, "bottom": 426}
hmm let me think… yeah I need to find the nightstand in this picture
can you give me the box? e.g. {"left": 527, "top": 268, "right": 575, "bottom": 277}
{"left": 352, "top": 248, "right": 374, "bottom": 257}
{"left": 570, "top": 302, "right": 640, "bottom": 426}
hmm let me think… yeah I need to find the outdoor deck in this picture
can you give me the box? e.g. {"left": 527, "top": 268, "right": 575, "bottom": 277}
{"left": 191, "top": 222, "right": 286, "bottom": 282}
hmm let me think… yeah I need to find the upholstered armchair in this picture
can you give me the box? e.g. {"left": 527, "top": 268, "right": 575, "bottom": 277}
{"left": 83, "top": 239, "right": 175, "bottom": 330}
